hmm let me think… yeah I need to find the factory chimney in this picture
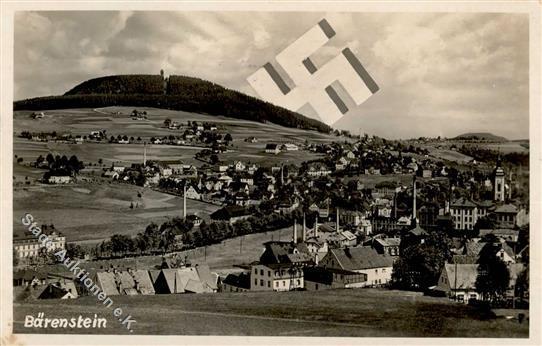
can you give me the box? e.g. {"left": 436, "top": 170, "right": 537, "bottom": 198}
{"left": 336, "top": 207, "right": 340, "bottom": 233}
{"left": 302, "top": 213, "right": 306, "bottom": 242}
{"left": 412, "top": 174, "right": 417, "bottom": 223}
{"left": 183, "top": 184, "right": 187, "bottom": 219}
{"left": 293, "top": 219, "right": 297, "bottom": 244}
{"left": 143, "top": 142, "right": 147, "bottom": 167}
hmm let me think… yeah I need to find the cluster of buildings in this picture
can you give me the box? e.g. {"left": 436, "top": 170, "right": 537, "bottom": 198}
{"left": 14, "top": 262, "right": 219, "bottom": 300}
{"left": 13, "top": 229, "right": 66, "bottom": 259}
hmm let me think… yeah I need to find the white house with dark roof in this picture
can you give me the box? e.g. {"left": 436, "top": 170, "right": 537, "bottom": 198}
{"left": 319, "top": 246, "right": 395, "bottom": 287}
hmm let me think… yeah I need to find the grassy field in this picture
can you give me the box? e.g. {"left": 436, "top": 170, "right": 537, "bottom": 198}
{"left": 13, "top": 106, "right": 345, "bottom": 168}
{"left": 13, "top": 289, "right": 529, "bottom": 337}
{"left": 13, "top": 182, "right": 220, "bottom": 243}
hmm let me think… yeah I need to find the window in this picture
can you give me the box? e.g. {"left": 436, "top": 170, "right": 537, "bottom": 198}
{"left": 315, "top": 284, "right": 319, "bottom": 290}
{"left": 283, "top": 281, "right": 286, "bottom": 287}
{"left": 268, "top": 281, "right": 271, "bottom": 288}
{"left": 260, "top": 269, "right": 264, "bottom": 276}
{"left": 297, "top": 279, "right": 300, "bottom": 285}
{"left": 254, "top": 279, "right": 257, "bottom": 285}
{"left": 268, "top": 271, "right": 271, "bottom": 277}
{"left": 254, "top": 268, "right": 257, "bottom": 274}
{"left": 275, "top": 281, "right": 279, "bottom": 287}
{"left": 260, "top": 279, "right": 264, "bottom": 286}
{"left": 375, "top": 269, "right": 378, "bottom": 273}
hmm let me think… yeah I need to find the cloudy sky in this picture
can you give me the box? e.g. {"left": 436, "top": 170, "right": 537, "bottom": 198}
{"left": 14, "top": 11, "right": 529, "bottom": 139}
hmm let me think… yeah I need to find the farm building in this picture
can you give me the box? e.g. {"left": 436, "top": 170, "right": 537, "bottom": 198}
{"left": 221, "top": 272, "right": 251, "bottom": 293}
{"left": 48, "top": 175, "right": 72, "bottom": 184}
{"left": 94, "top": 269, "right": 155, "bottom": 296}
{"left": 319, "top": 246, "right": 395, "bottom": 287}
{"left": 154, "top": 265, "right": 218, "bottom": 294}
{"left": 265, "top": 143, "right": 280, "bottom": 154}
{"left": 303, "top": 266, "right": 367, "bottom": 290}
{"left": 37, "top": 280, "right": 78, "bottom": 299}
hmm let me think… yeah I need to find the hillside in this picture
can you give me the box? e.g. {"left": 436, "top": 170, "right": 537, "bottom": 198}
{"left": 14, "top": 74, "right": 331, "bottom": 133}
{"left": 453, "top": 132, "right": 507, "bottom": 142}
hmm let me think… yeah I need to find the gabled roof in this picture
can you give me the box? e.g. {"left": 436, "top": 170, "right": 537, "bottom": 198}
{"left": 37, "top": 284, "right": 74, "bottom": 299}
{"left": 409, "top": 225, "right": 428, "bottom": 237}
{"left": 222, "top": 272, "right": 251, "bottom": 289}
{"left": 328, "top": 246, "right": 395, "bottom": 271}
{"left": 95, "top": 271, "right": 120, "bottom": 296}
{"left": 259, "top": 241, "right": 313, "bottom": 265}
{"left": 444, "top": 263, "right": 478, "bottom": 290}
{"left": 464, "top": 240, "right": 487, "bottom": 257}
{"left": 210, "top": 205, "right": 251, "bottom": 220}
{"left": 375, "top": 237, "right": 401, "bottom": 247}
{"left": 494, "top": 204, "right": 518, "bottom": 214}
{"left": 451, "top": 197, "right": 477, "bottom": 208}
{"left": 195, "top": 264, "right": 218, "bottom": 291}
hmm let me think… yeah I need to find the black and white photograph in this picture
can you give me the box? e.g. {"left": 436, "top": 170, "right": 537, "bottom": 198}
{"left": 1, "top": 1, "right": 540, "bottom": 344}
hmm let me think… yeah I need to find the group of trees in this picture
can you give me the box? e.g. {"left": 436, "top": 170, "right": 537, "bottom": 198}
{"left": 391, "top": 231, "right": 452, "bottom": 290}
{"left": 38, "top": 153, "right": 84, "bottom": 178}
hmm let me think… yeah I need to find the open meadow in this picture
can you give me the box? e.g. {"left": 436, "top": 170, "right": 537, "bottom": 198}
{"left": 13, "top": 288, "right": 529, "bottom": 337}
{"left": 13, "top": 182, "right": 220, "bottom": 243}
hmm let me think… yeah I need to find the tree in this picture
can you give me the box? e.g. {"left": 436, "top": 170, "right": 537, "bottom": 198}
{"left": 209, "top": 154, "right": 219, "bottom": 165}
{"left": 475, "top": 243, "right": 510, "bottom": 302}
{"left": 164, "top": 118, "right": 172, "bottom": 128}
{"left": 13, "top": 248, "right": 19, "bottom": 267}
{"left": 224, "top": 133, "right": 233, "bottom": 142}
{"left": 392, "top": 231, "right": 451, "bottom": 290}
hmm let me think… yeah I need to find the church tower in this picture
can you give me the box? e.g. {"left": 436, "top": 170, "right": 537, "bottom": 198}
{"left": 494, "top": 156, "right": 505, "bottom": 202}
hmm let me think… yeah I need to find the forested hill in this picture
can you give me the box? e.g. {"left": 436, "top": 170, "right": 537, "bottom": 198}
{"left": 14, "top": 74, "right": 331, "bottom": 133}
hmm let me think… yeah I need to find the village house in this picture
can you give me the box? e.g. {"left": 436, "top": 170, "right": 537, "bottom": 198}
{"left": 250, "top": 241, "right": 313, "bottom": 292}
{"left": 48, "top": 175, "right": 72, "bottom": 184}
{"left": 282, "top": 143, "right": 299, "bottom": 151}
{"left": 307, "top": 164, "right": 332, "bottom": 177}
{"left": 265, "top": 143, "right": 280, "bottom": 155}
{"left": 303, "top": 266, "right": 367, "bottom": 290}
{"left": 13, "top": 269, "right": 48, "bottom": 287}
{"left": 438, "top": 262, "right": 525, "bottom": 303}
{"left": 373, "top": 237, "right": 401, "bottom": 256}
{"left": 491, "top": 204, "right": 519, "bottom": 229}
{"left": 319, "top": 246, "right": 395, "bottom": 287}
{"left": 153, "top": 265, "right": 218, "bottom": 294}
{"left": 37, "top": 280, "right": 78, "bottom": 299}
{"left": 94, "top": 268, "right": 156, "bottom": 296}
{"left": 450, "top": 197, "right": 480, "bottom": 230}
{"left": 185, "top": 185, "right": 201, "bottom": 200}
{"left": 221, "top": 272, "right": 251, "bottom": 293}
{"left": 210, "top": 205, "right": 252, "bottom": 224}
{"left": 13, "top": 231, "right": 66, "bottom": 259}
{"left": 233, "top": 161, "right": 246, "bottom": 172}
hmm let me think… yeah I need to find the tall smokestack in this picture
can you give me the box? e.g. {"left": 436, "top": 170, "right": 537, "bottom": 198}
{"left": 293, "top": 219, "right": 297, "bottom": 244}
{"left": 412, "top": 174, "right": 417, "bottom": 222}
{"left": 315, "top": 215, "right": 319, "bottom": 238}
{"left": 183, "top": 184, "right": 187, "bottom": 219}
{"left": 336, "top": 207, "right": 340, "bottom": 233}
{"left": 143, "top": 142, "right": 147, "bottom": 167}
{"left": 302, "top": 213, "right": 306, "bottom": 242}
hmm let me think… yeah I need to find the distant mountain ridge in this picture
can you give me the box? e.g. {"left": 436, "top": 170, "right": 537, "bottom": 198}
{"left": 14, "top": 74, "right": 331, "bottom": 133}
{"left": 453, "top": 132, "right": 508, "bottom": 142}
